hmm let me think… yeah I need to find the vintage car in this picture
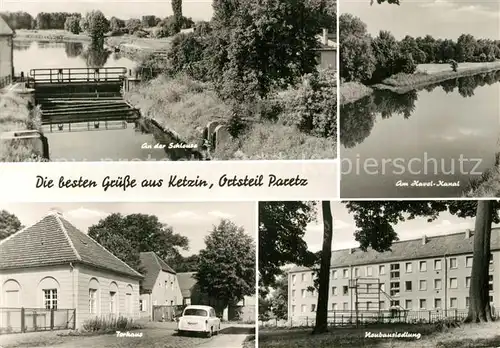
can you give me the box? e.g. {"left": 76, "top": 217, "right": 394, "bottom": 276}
{"left": 177, "top": 305, "right": 221, "bottom": 338}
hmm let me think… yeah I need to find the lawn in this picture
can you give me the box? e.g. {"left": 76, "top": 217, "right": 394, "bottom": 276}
{"left": 258, "top": 321, "right": 500, "bottom": 348}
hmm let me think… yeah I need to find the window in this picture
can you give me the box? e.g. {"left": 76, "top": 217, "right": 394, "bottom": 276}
{"left": 405, "top": 300, "right": 412, "bottom": 309}
{"left": 292, "top": 275, "right": 296, "bottom": 285}
{"left": 405, "top": 281, "right": 412, "bottom": 291}
{"left": 489, "top": 275, "right": 493, "bottom": 291}
{"left": 390, "top": 282, "right": 400, "bottom": 296}
{"left": 292, "top": 290, "right": 296, "bottom": 298}
{"left": 332, "top": 270, "right": 338, "bottom": 279}
{"left": 139, "top": 299, "right": 146, "bottom": 312}
{"left": 405, "top": 262, "right": 412, "bottom": 273}
{"left": 343, "top": 269, "right": 349, "bottom": 278}
{"left": 490, "top": 254, "right": 493, "bottom": 264}
{"left": 110, "top": 291, "right": 117, "bottom": 313}
{"left": 466, "top": 256, "right": 473, "bottom": 268}
{"left": 450, "top": 297, "right": 457, "bottom": 308}
{"left": 311, "top": 304, "right": 316, "bottom": 312}
{"left": 366, "top": 301, "right": 372, "bottom": 310}
{"left": 332, "top": 303, "right": 337, "bottom": 310}
{"left": 366, "top": 266, "right": 373, "bottom": 277}
{"left": 301, "top": 289, "right": 306, "bottom": 298}
{"left": 379, "top": 265, "right": 386, "bottom": 275}
{"left": 43, "top": 289, "right": 57, "bottom": 310}
{"left": 355, "top": 268, "right": 360, "bottom": 277}
{"left": 419, "top": 261, "right": 427, "bottom": 272}
{"left": 301, "top": 273, "right": 306, "bottom": 282}
{"left": 419, "top": 280, "right": 427, "bottom": 291}
{"left": 89, "top": 289, "right": 97, "bottom": 314}
{"left": 292, "top": 305, "right": 296, "bottom": 313}
{"left": 434, "top": 298, "right": 442, "bottom": 309}
{"left": 332, "top": 287, "right": 337, "bottom": 296}
{"left": 171, "top": 281, "right": 174, "bottom": 289}
{"left": 450, "top": 258, "right": 457, "bottom": 269}
{"left": 419, "top": 299, "right": 427, "bottom": 309}
{"left": 343, "top": 302, "right": 348, "bottom": 310}
{"left": 343, "top": 286, "right": 348, "bottom": 295}
{"left": 489, "top": 296, "right": 493, "bottom": 303}
{"left": 390, "top": 264, "right": 400, "bottom": 279}
{"left": 449, "top": 278, "right": 457, "bottom": 289}
{"left": 165, "top": 281, "right": 168, "bottom": 288}
{"left": 380, "top": 301, "right": 385, "bottom": 309}
{"left": 466, "top": 277, "right": 471, "bottom": 288}
{"left": 466, "top": 297, "right": 470, "bottom": 307}
{"left": 390, "top": 300, "right": 400, "bottom": 307}
{"left": 434, "top": 260, "right": 442, "bottom": 270}
{"left": 301, "top": 305, "right": 306, "bottom": 313}
{"left": 434, "top": 279, "right": 442, "bottom": 290}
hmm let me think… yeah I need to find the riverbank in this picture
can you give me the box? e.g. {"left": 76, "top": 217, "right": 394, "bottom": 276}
{"left": 340, "top": 61, "right": 500, "bottom": 105}
{"left": 125, "top": 75, "right": 336, "bottom": 160}
{"left": 0, "top": 90, "right": 44, "bottom": 162}
{"left": 13, "top": 29, "right": 92, "bottom": 43}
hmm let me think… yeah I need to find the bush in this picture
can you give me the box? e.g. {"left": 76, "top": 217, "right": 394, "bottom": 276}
{"left": 82, "top": 316, "right": 143, "bottom": 333}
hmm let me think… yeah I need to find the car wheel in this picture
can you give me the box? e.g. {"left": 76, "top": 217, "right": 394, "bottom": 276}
{"left": 206, "top": 328, "right": 213, "bottom": 338}
{"left": 178, "top": 330, "right": 183, "bottom": 336}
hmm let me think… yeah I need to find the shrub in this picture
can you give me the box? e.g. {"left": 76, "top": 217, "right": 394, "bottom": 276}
{"left": 82, "top": 316, "right": 143, "bottom": 333}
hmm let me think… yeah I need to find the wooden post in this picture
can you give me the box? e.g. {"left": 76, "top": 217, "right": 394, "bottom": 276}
{"left": 33, "top": 309, "right": 37, "bottom": 331}
{"left": 50, "top": 309, "right": 54, "bottom": 330}
{"left": 73, "top": 309, "right": 76, "bottom": 329}
{"left": 21, "top": 308, "right": 25, "bottom": 333}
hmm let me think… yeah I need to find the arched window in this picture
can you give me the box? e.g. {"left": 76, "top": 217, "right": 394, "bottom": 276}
{"left": 109, "top": 282, "right": 119, "bottom": 315}
{"left": 38, "top": 277, "right": 60, "bottom": 310}
{"left": 3, "top": 279, "right": 21, "bottom": 307}
{"left": 88, "top": 278, "right": 100, "bottom": 315}
{"left": 125, "top": 284, "right": 133, "bottom": 316}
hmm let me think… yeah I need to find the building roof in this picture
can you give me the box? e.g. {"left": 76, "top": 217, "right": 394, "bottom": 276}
{"left": 290, "top": 228, "right": 500, "bottom": 273}
{"left": 139, "top": 251, "right": 176, "bottom": 292}
{"left": 177, "top": 272, "right": 197, "bottom": 298}
{"left": 0, "top": 212, "right": 143, "bottom": 279}
{"left": 0, "top": 16, "right": 14, "bottom": 36}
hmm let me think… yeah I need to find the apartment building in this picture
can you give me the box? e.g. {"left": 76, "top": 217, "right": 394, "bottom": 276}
{"left": 288, "top": 229, "right": 500, "bottom": 320}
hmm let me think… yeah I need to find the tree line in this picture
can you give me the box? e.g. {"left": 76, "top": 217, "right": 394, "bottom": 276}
{"left": 340, "top": 13, "right": 500, "bottom": 84}
{"left": 0, "top": 11, "right": 80, "bottom": 30}
{"left": 0, "top": 210, "right": 255, "bottom": 314}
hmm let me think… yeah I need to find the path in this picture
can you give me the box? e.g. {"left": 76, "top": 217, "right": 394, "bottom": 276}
{"left": 199, "top": 334, "right": 248, "bottom": 348}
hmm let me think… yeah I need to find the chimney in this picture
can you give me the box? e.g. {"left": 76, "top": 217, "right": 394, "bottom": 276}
{"left": 322, "top": 28, "right": 328, "bottom": 46}
{"left": 422, "top": 235, "right": 427, "bottom": 245}
{"left": 465, "top": 229, "right": 473, "bottom": 239}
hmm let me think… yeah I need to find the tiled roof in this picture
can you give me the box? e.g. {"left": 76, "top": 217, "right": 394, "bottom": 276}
{"left": 0, "top": 212, "right": 143, "bottom": 279}
{"left": 139, "top": 252, "right": 176, "bottom": 292}
{"left": 290, "top": 228, "right": 500, "bottom": 273}
{"left": 0, "top": 16, "right": 14, "bottom": 36}
{"left": 177, "top": 272, "right": 197, "bottom": 298}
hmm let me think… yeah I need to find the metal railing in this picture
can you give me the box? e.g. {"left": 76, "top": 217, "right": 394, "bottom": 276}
{"left": 29, "top": 67, "right": 128, "bottom": 84}
{"left": 0, "top": 307, "right": 76, "bottom": 334}
{"left": 260, "top": 308, "right": 497, "bottom": 328}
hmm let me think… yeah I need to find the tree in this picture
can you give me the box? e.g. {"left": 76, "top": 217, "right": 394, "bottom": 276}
{"left": 168, "top": 254, "right": 200, "bottom": 272}
{"left": 344, "top": 200, "right": 499, "bottom": 323}
{"left": 268, "top": 276, "right": 288, "bottom": 320}
{"left": 84, "top": 10, "right": 110, "bottom": 47}
{"left": 172, "top": 0, "right": 183, "bottom": 33}
{"left": 259, "top": 201, "right": 318, "bottom": 290}
{"left": 88, "top": 213, "right": 189, "bottom": 272}
{"left": 211, "top": 0, "right": 332, "bottom": 100}
{"left": 125, "top": 18, "right": 142, "bottom": 35}
{"left": 371, "top": 30, "right": 401, "bottom": 81}
{"left": 64, "top": 16, "right": 81, "bottom": 34}
{"left": 312, "top": 201, "right": 333, "bottom": 334}
{"left": 456, "top": 34, "right": 477, "bottom": 62}
{"left": 195, "top": 219, "right": 255, "bottom": 314}
{"left": 110, "top": 17, "right": 125, "bottom": 34}
{"left": 0, "top": 210, "right": 23, "bottom": 240}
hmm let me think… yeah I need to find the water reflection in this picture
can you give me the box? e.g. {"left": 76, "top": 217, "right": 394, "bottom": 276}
{"left": 64, "top": 42, "right": 84, "bottom": 58}
{"left": 80, "top": 44, "right": 111, "bottom": 68}
{"left": 340, "top": 70, "right": 500, "bottom": 148}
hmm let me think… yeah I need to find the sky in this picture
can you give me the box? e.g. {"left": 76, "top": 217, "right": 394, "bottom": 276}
{"left": 0, "top": 0, "right": 214, "bottom": 21}
{"left": 302, "top": 201, "right": 500, "bottom": 253}
{"left": 341, "top": 0, "right": 500, "bottom": 40}
{"left": 0, "top": 202, "right": 256, "bottom": 256}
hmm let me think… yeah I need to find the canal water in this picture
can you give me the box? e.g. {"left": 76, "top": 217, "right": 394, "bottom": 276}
{"left": 340, "top": 70, "right": 500, "bottom": 198}
{"left": 13, "top": 40, "right": 169, "bottom": 161}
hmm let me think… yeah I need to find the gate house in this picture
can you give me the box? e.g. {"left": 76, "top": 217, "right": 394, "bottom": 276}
{"left": 0, "top": 211, "right": 143, "bottom": 332}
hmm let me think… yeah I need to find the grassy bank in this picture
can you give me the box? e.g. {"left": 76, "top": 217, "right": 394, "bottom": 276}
{"left": 375, "top": 61, "right": 500, "bottom": 93}
{"left": 0, "top": 91, "right": 44, "bottom": 162}
{"left": 340, "top": 82, "right": 373, "bottom": 105}
{"left": 125, "top": 75, "right": 336, "bottom": 160}
{"left": 13, "top": 29, "right": 91, "bottom": 43}
{"left": 259, "top": 321, "right": 500, "bottom": 348}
